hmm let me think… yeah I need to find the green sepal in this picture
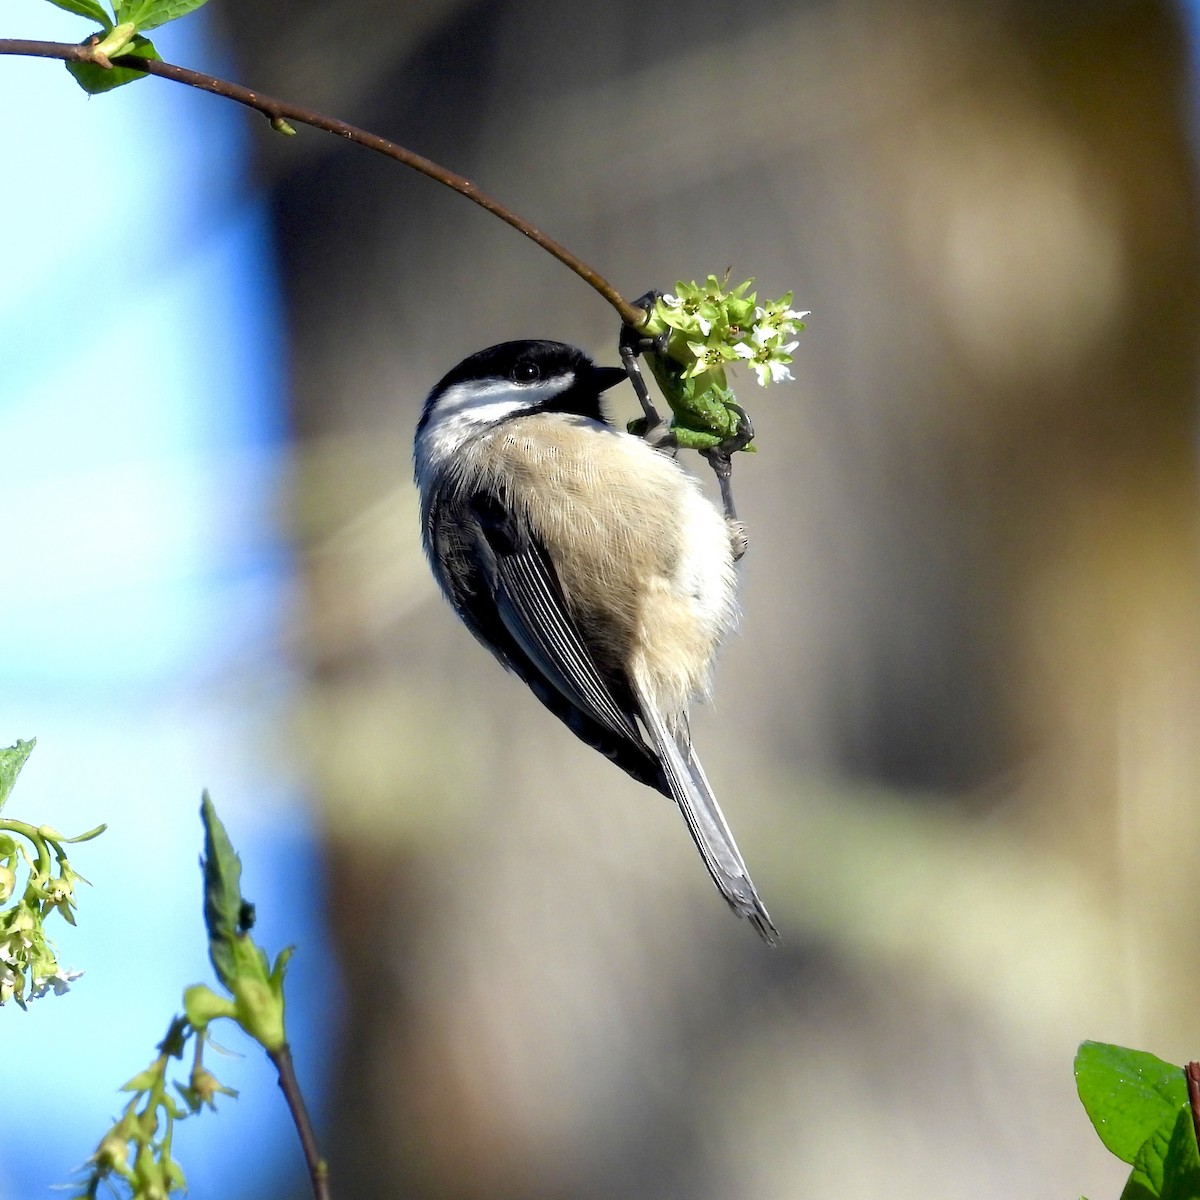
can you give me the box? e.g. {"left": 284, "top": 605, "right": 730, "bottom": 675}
{"left": 226, "top": 933, "right": 287, "bottom": 1049}
{"left": 42, "top": 0, "right": 113, "bottom": 27}
{"left": 0, "top": 740, "right": 36, "bottom": 813}
{"left": 66, "top": 33, "right": 160, "bottom": 94}
{"left": 58, "top": 823, "right": 108, "bottom": 845}
{"left": 182, "top": 982, "right": 237, "bottom": 1031}
{"left": 268, "top": 944, "right": 294, "bottom": 1011}
{"left": 119, "top": 1066, "right": 161, "bottom": 1094}
{"left": 1076, "top": 1042, "right": 1189, "bottom": 1164}
{"left": 231, "top": 971, "right": 286, "bottom": 1051}
{"left": 162, "top": 1153, "right": 187, "bottom": 1193}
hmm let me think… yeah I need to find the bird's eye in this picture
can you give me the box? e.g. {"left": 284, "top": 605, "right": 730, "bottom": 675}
{"left": 511, "top": 361, "right": 541, "bottom": 384}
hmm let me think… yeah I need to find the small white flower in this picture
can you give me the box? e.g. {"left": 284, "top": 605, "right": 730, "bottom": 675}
{"left": 29, "top": 967, "right": 83, "bottom": 1000}
{"left": 0, "top": 933, "right": 32, "bottom": 964}
{"left": 756, "top": 303, "right": 809, "bottom": 324}
{"left": 743, "top": 339, "right": 800, "bottom": 386}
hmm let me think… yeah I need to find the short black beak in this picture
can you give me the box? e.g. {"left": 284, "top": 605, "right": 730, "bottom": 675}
{"left": 593, "top": 365, "right": 628, "bottom": 393}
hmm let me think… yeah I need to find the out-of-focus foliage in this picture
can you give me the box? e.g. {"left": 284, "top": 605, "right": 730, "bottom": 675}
{"left": 0, "top": 738, "right": 104, "bottom": 1008}
{"left": 74, "top": 798, "right": 302, "bottom": 1200}
{"left": 1076, "top": 1042, "right": 1200, "bottom": 1200}
{"left": 240, "top": 1, "right": 1200, "bottom": 1196}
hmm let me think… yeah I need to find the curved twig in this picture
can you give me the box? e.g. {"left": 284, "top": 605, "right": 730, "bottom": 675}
{"left": 0, "top": 37, "right": 648, "bottom": 328}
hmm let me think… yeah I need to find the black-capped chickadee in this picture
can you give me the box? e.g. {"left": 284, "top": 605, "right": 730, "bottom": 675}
{"left": 413, "top": 339, "right": 776, "bottom": 942}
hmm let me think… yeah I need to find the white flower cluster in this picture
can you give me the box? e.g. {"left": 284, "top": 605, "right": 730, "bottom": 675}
{"left": 655, "top": 276, "right": 808, "bottom": 387}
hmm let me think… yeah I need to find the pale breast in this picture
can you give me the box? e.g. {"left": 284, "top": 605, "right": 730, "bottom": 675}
{"left": 472, "top": 413, "right": 738, "bottom": 712}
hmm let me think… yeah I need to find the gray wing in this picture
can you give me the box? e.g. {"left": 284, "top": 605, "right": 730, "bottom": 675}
{"left": 464, "top": 490, "right": 666, "bottom": 788}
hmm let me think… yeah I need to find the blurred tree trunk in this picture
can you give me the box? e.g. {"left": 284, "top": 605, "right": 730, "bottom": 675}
{"left": 211, "top": 0, "right": 1200, "bottom": 1196}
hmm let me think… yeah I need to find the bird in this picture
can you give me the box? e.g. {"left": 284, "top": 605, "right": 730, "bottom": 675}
{"left": 413, "top": 338, "right": 776, "bottom": 942}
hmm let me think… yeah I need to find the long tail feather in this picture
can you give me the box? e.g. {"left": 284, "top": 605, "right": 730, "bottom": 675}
{"left": 640, "top": 702, "right": 778, "bottom": 944}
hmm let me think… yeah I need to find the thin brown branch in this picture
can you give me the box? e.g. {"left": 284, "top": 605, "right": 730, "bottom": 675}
{"left": 1186, "top": 1061, "right": 1200, "bottom": 1155}
{"left": 0, "top": 37, "right": 648, "bottom": 329}
{"left": 268, "top": 1043, "right": 331, "bottom": 1200}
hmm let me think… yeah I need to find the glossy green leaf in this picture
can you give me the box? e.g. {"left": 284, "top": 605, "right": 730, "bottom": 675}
{"left": 1120, "top": 1107, "right": 1200, "bottom": 1200}
{"left": 42, "top": 0, "right": 113, "bottom": 28}
{"left": 1077, "top": 1042, "right": 1189, "bottom": 1165}
{"left": 65, "top": 34, "right": 160, "bottom": 94}
{"left": 200, "top": 792, "right": 243, "bottom": 988}
{"left": 114, "top": 0, "right": 209, "bottom": 31}
{"left": 0, "top": 739, "right": 36, "bottom": 813}
{"left": 1159, "top": 1106, "right": 1200, "bottom": 1200}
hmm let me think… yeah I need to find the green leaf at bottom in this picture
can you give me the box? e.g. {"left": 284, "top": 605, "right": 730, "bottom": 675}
{"left": 1121, "top": 1107, "right": 1200, "bottom": 1200}
{"left": 1076, "top": 1042, "right": 1189, "bottom": 1164}
{"left": 65, "top": 34, "right": 160, "bottom": 94}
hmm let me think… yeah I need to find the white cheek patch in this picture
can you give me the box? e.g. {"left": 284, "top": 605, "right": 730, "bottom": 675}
{"left": 417, "top": 374, "right": 573, "bottom": 470}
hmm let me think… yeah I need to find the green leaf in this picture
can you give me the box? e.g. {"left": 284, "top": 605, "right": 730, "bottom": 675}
{"left": 1159, "top": 1107, "right": 1200, "bottom": 1200}
{"left": 65, "top": 33, "right": 160, "bottom": 94}
{"left": 200, "top": 792, "right": 244, "bottom": 989}
{"left": 1120, "top": 1108, "right": 1200, "bottom": 1200}
{"left": 115, "top": 0, "right": 209, "bottom": 31}
{"left": 182, "top": 982, "right": 236, "bottom": 1031}
{"left": 1077, "top": 1042, "right": 1190, "bottom": 1164}
{"left": 58, "top": 822, "right": 108, "bottom": 844}
{"left": 0, "top": 739, "right": 36, "bottom": 813}
{"left": 42, "top": 0, "right": 113, "bottom": 28}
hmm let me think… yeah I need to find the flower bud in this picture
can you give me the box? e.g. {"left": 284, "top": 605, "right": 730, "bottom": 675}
{"left": 93, "top": 1130, "right": 130, "bottom": 1175}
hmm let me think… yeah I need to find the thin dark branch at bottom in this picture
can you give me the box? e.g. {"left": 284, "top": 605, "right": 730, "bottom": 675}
{"left": 268, "top": 1043, "right": 331, "bottom": 1200}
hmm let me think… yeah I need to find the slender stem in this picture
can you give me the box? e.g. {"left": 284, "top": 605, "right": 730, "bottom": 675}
{"left": 0, "top": 37, "right": 647, "bottom": 328}
{"left": 268, "top": 1043, "right": 331, "bottom": 1200}
{"left": 1186, "top": 1061, "right": 1200, "bottom": 1154}
{"left": 0, "top": 818, "right": 52, "bottom": 875}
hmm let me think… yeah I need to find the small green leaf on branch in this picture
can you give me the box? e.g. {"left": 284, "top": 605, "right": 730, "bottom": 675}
{"left": 0, "top": 739, "right": 35, "bottom": 813}
{"left": 200, "top": 791, "right": 243, "bottom": 987}
{"left": 114, "top": 0, "right": 210, "bottom": 32}
{"left": 66, "top": 32, "right": 161, "bottom": 93}
{"left": 198, "top": 794, "right": 290, "bottom": 1052}
{"left": 42, "top": 0, "right": 114, "bottom": 28}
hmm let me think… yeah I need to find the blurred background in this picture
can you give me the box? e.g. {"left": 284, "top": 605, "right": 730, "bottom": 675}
{"left": 2, "top": 0, "right": 1199, "bottom": 1196}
